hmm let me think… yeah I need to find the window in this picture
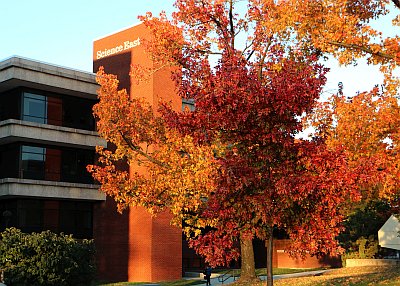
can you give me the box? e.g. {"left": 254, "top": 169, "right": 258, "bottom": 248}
{"left": 0, "top": 200, "right": 17, "bottom": 231}
{"left": 0, "top": 144, "right": 19, "bottom": 179}
{"left": 18, "top": 200, "right": 43, "bottom": 233}
{"left": 0, "top": 199, "right": 93, "bottom": 239}
{"left": 47, "top": 97, "right": 62, "bottom": 126}
{"left": 63, "top": 97, "right": 95, "bottom": 130}
{"left": 16, "top": 144, "right": 94, "bottom": 183}
{"left": 21, "top": 145, "right": 46, "bottom": 180}
{"left": 0, "top": 90, "right": 20, "bottom": 121}
{"left": 22, "top": 92, "right": 47, "bottom": 124}
{"left": 61, "top": 149, "right": 94, "bottom": 184}
{"left": 182, "top": 98, "right": 195, "bottom": 112}
{"left": 59, "top": 201, "right": 93, "bottom": 238}
{"left": 17, "top": 89, "right": 96, "bottom": 130}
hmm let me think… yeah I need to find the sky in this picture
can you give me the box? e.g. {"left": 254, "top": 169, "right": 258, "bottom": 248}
{"left": 0, "top": 0, "right": 175, "bottom": 72}
{"left": 1, "top": 1, "right": 398, "bottom": 97}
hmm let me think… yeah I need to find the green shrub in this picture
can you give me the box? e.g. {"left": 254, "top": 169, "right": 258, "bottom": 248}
{"left": 0, "top": 228, "right": 96, "bottom": 286}
{"left": 341, "top": 235, "right": 379, "bottom": 266}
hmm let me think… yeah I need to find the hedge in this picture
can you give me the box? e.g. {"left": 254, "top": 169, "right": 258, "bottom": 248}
{"left": 0, "top": 228, "right": 96, "bottom": 286}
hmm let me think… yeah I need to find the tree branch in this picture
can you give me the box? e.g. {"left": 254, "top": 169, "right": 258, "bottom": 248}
{"left": 327, "top": 41, "right": 395, "bottom": 61}
{"left": 119, "top": 132, "right": 170, "bottom": 169}
{"left": 257, "top": 39, "right": 273, "bottom": 81}
{"left": 229, "top": 0, "right": 235, "bottom": 48}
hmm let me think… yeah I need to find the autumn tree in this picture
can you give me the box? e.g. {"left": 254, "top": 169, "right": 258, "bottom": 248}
{"left": 92, "top": 55, "right": 361, "bottom": 285}
{"left": 287, "top": 0, "right": 400, "bottom": 269}
{"left": 89, "top": 0, "right": 400, "bottom": 284}
{"left": 307, "top": 86, "right": 400, "bottom": 208}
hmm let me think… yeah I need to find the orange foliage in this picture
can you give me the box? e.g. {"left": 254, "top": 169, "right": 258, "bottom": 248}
{"left": 307, "top": 89, "right": 400, "bottom": 202}
{"left": 89, "top": 0, "right": 400, "bottom": 269}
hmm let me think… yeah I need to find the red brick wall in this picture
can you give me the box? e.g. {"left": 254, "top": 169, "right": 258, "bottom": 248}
{"left": 274, "top": 239, "right": 341, "bottom": 268}
{"left": 128, "top": 207, "right": 182, "bottom": 282}
{"left": 93, "top": 23, "right": 183, "bottom": 283}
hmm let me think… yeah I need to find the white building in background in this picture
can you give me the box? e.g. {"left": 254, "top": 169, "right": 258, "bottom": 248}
{"left": 378, "top": 215, "right": 400, "bottom": 252}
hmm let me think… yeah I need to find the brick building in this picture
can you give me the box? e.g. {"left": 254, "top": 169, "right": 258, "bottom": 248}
{"left": 0, "top": 26, "right": 183, "bottom": 284}
{"left": 92, "top": 23, "right": 182, "bottom": 283}
{"left": 0, "top": 53, "right": 181, "bottom": 284}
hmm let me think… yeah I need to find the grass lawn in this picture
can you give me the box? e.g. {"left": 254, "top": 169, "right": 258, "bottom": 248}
{"left": 251, "top": 265, "right": 400, "bottom": 286}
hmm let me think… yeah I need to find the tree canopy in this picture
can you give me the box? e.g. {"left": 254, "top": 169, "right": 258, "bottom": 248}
{"left": 90, "top": 0, "right": 400, "bottom": 284}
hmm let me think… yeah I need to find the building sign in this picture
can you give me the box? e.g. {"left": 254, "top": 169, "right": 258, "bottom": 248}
{"left": 95, "top": 37, "right": 141, "bottom": 60}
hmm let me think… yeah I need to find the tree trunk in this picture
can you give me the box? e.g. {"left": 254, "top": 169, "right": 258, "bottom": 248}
{"left": 239, "top": 237, "right": 259, "bottom": 283}
{"left": 266, "top": 233, "right": 273, "bottom": 286}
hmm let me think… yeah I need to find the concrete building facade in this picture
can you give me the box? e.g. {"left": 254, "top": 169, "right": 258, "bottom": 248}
{"left": 0, "top": 56, "right": 106, "bottom": 240}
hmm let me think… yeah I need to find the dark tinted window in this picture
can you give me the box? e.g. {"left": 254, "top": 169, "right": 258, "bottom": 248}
{"left": 0, "top": 199, "right": 93, "bottom": 239}
{"left": 2, "top": 143, "right": 93, "bottom": 184}
{"left": 18, "top": 199, "right": 43, "bottom": 233}
{"left": 0, "top": 90, "right": 20, "bottom": 121}
{"left": 62, "top": 149, "right": 94, "bottom": 184}
{"left": 63, "top": 97, "right": 95, "bottom": 131}
{"left": 23, "top": 92, "right": 47, "bottom": 124}
{"left": 0, "top": 144, "right": 19, "bottom": 178}
{"left": 59, "top": 201, "right": 93, "bottom": 238}
{"left": 0, "top": 200, "right": 17, "bottom": 231}
{"left": 21, "top": 145, "right": 46, "bottom": 180}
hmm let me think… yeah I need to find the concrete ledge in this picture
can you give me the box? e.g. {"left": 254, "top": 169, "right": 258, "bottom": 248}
{"left": 346, "top": 259, "right": 400, "bottom": 267}
{"left": 0, "top": 119, "right": 106, "bottom": 148}
{"left": 0, "top": 178, "right": 106, "bottom": 201}
{"left": 0, "top": 56, "right": 98, "bottom": 97}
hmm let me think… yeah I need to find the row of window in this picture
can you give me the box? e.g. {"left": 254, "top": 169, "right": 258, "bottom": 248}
{"left": 0, "top": 88, "right": 96, "bottom": 131}
{"left": 0, "top": 143, "right": 94, "bottom": 184}
{"left": 0, "top": 199, "right": 93, "bottom": 238}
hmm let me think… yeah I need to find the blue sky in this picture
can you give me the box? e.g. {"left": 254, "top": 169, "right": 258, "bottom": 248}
{"left": 1, "top": 1, "right": 398, "bottom": 97}
{"left": 0, "top": 0, "right": 174, "bottom": 72}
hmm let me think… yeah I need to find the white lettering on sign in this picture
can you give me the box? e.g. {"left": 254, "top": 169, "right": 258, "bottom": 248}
{"left": 96, "top": 37, "right": 141, "bottom": 60}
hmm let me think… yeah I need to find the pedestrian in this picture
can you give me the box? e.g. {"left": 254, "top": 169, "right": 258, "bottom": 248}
{"left": 203, "top": 266, "right": 212, "bottom": 286}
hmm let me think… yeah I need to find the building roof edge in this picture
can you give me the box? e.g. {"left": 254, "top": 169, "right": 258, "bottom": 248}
{"left": 0, "top": 56, "right": 97, "bottom": 84}
{"left": 92, "top": 21, "right": 143, "bottom": 42}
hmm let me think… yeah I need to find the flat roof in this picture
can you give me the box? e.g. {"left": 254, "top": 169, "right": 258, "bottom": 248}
{"left": 0, "top": 56, "right": 96, "bottom": 83}
{"left": 93, "top": 21, "right": 143, "bottom": 42}
{"left": 0, "top": 56, "right": 98, "bottom": 98}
